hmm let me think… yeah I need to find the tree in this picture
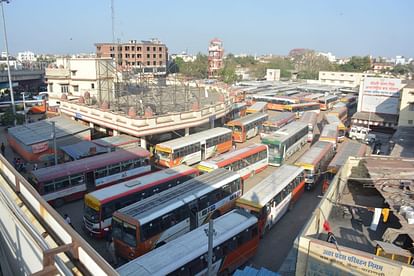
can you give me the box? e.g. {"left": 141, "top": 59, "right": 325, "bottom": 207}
{"left": 0, "top": 108, "right": 25, "bottom": 126}
{"left": 290, "top": 50, "right": 335, "bottom": 80}
{"left": 174, "top": 53, "right": 208, "bottom": 79}
{"left": 339, "top": 56, "right": 371, "bottom": 72}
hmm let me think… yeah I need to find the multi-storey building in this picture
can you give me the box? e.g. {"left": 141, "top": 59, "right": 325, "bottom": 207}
{"left": 95, "top": 39, "right": 168, "bottom": 76}
{"left": 208, "top": 38, "right": 224, "bottom": 79}
{"left": 398, "top": 80, "right": 414, "bottom": 127}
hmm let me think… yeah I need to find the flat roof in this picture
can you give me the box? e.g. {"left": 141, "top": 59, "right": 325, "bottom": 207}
{"left": 60, "top": 141, "right": 107, "bottom": 160}
{"left": 328, "top": 141, "right": 367, "bottom": 172}
{"left": 92, "top": 134, "right": 139, "bottom": 148}
{"left": 7, "top": 116, "right": 90, "bottom": 146}
{"left": 352, "top": 112, "right": 398, "bottom": 124}
{"left": 391, "top": 127, "right": 414, "bottom": 158}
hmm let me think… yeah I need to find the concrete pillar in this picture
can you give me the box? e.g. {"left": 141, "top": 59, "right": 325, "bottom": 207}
{"left": 210, "top": 118, "right": 215, "bottom": 129}
{"left": 113, "top": 130, "right": 119, "bottom": 136}
{"left": 89, "top": 122, "right": 94, "bottom": 128}
{"left": 140, "top": 137, "right": 147, "bottom": 149}
{"left": 185, "top": 128, "right": 190, "bottom": 136}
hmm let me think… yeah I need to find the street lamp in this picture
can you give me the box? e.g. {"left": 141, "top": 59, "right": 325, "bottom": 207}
{"left": 1, "top": 0, "right": 16, "bottom": 126}
{"left": 20, "top": 92, "right": 27, "bottom": 124}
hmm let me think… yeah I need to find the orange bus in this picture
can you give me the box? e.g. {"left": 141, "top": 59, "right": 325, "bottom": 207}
{"left": 318, "top": 95, "right": 339, "bottom": 110}
{"left": 112, "top": 168, "right": 242, "bottom": 260}
{"left": 251, "top": 95, "right": 299, "bottom": 111}
{"left": 225, "top": 112, "right": 268, "bottom": 143}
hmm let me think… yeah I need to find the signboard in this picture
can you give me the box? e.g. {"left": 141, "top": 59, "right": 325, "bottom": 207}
{"left": 363, "top": 77, "right": 401, "bottom": 97}
{"left": 361, "top": 95, "right": 400, "bottom": 115}
{"left": 31, "top": 141, "right": 49, "bottom": 154}
{"left": 307, "top": 240, "right": 401, "bottom": 276}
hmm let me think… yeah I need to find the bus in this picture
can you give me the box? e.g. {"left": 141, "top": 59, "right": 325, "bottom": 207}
{"left": 225, "top": 102, "right": 247, "bottom": 122}
{"left": 246, "top": 101, "right": 267, "bottom": 114}
{"left": 327, "top": 141, "right": 367, "bottom": 174}
{"left": 116, "top": 209, "right": 259, "bottom": 276}
{"left": 261, "top": 122, "right": 308, "bottom": 166}
{"left": 236, "top": 165, "right": 305, "bottom": 236}
{"left": 327, "top": 106, "right": 347, "bottom": 122}
{"left": 260, "top": 112, "right": 296, "bottom": 139}
{"left": 318, "top": 95, "right": 339, "bottom": 110}
{"left": 250, "top": 95, "right": 299, "bottom": 111}
{"left": 294, "top": 141, "right": 335, "bottom": 190}
{"left": 319, "top": 123, "right": 339, "bottom": 148}
{"left": 112, "top": 168, "right": 242, "bottom": 260}
{"left": 197, "top": 144, "right": 268, "bottom": 180}
{"left": 324, "top": 114, "right": 346, "bottom": 142}
{"left": 225, "top": 112, "right": 268, "bottom": 143}
{"left": 299, "top": 111, "right": 318, "bottom": 143}
{"left": 29, "top": 148, "right": 151, "bottom": 206}
{"left": 154, "top": 127, "right": 232, "bottom": 168}
{"left": 83, "top": 165, "right": 199, "bottom": 238}
{"left": 283, "top": 102, "right": 320, "bottom": 117}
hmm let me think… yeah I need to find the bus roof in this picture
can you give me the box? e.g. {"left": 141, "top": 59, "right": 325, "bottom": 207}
{"left": 320, "top": 124, "right": 339, "bottom": 138}
{"left": 324, "top": 114, "right": 342, "bottom": 125}
{"left": 226, "top": 112, "right": 268, "bottom": 126}
{"left": 299, "top": 111, "right": 318, "bottom": 125}
{"left": 32, "top": 147, "right": 149, "bottom": 182}
{"left": 155, "top": 127, "right": 231, "bottom": 151}
{"left": 114, "top": 168, "right": 240, "bottom": 225}
{"left": 328, "top": 141, "right": 366, "bottom": 173}
{"left": 252, "top": 95, "right": 297, "bottom": 102}
{"left": 262, "top": 121, "right": 308, "bottom": 144}
{"left": 238, "top": 165, "right": 304, "bottom": 207}
{"left": 85, "top": 165, "right": 196, "bottom": 203}
{"left": 198, "top": 144, "right": 267, "bottom": 168}
{"left": 265, "top": 112, "right": 295, "bottom": 125}
{"left": 327, "top": 106, "right": 347, "bottom": 117}
{"left": 295, "top": 141, "right": 333, "bottom": 167}
{"left": 116, "top": 209, "right": 257, "bottom": 276}
{"left": 247, "top": 101, "right": 267, "bottom": 111}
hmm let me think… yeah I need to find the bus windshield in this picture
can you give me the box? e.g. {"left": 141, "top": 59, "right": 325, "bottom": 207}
{"left": 268, "top": 144, "right": 281, "bottom": 156}
{"left": 112, "top": 218, "right": 137, "bottom": 247}
{"left": 84, "top": 205, "right": 100, "bottom": 223}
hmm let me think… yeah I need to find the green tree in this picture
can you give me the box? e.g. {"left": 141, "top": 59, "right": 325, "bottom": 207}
{"left": 339, "top": 56, "right": 371, "bottom": 72}
{"left": 0, "top": 108, "right": 25, "bottom": 126}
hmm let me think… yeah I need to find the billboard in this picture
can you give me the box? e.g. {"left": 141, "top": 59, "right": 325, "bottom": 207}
{"left": 363, "top": 77, "right": 401, "bottom": 97}
{"left": 360, "top": 77, "right": 401, "bottom": 115}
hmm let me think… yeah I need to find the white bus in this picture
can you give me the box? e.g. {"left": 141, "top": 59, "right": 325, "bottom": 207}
{"left": 155, "top": 127, "right": 232, "bottom": 168}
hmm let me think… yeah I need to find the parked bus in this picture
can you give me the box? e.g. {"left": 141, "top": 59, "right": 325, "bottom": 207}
{"left": 299, "top": 111, "right": 318, "bottom": 143}
{"left": 327, "top": 106, "right": 347, "bottom": 122}
{"left": 324, "top": 114, "right": 346, "bottom": 142}
{"left": 83, "top": 165, "right": 199, "bottom": 238}
{"left": 197, "top": 144, "right": 268, "bottom": 180}
{"left": 225, "top": 102, "right": 247, "bottom": 122}
{"left": 327, "top": 141, "right": 367, "bottom": 174}
{"left": 116, "top": 209, "right": 259, "bottom": 276}
{"left": 260, "top": 112, "right": 296, "bottom": 139}
{"left": 261, "top": 122, "right": 308, "bottom": 166}
{"left": 236, "top": 165, "right": 305, "bottom": 236}
{"left": 225, "top": 112, "right": 268, "bottom": 143}
{"left": 246, "top": 101, "right": 267, "bottom": 114}
{"left": 284, "top": 102, "right": 320, "bottom": 117}
{"left": 294, "top": 141, "right": 335, "bottom": 190}
{"left": 250, "top": 95, "right": 299, "bottom": 111}
{"left": 319, "top": 123, "right": 339, "bottom": 148}
{"left": 112, "top": 168, "right": 242, "bottom": 260}
{"left": 154, "top": 127, "right": 232, "bottom": 168}
{"left": 318, "top": 95, "right": 339, "bottom": 110}
{"left": 29, "top": 148, "right": 151, "bottom": 206}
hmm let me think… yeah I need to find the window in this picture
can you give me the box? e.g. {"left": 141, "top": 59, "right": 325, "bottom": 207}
{"left": 48, "top": 83, "right": 53, "bottom": 93}
{"left": 409, "top": 104, "right": 414, "bottom": 111}
{"left": 91, "top": 83, "right": 95, "bottom": 89}
{"left": 137, "top": 47, "right": 141, "bottom": 51}
{"left": 61, "top": 85, "right": 69, "bottom": 93}
{"left": 71, "top": 71, "right": 76, "bottom": 77}
{"left": 159, "top": 54, "right": 162, "bottom": 58}
{"left": 409, "top": 120, "right": 413, "bottom": 125}
{"left": 110, "top": 53, "right": 114, "bottom": 58}
{"left": 147, "top": 54, "right": 150, "bottom": 58}
{"left": 159, "top": 61, "right": 163, "bottom": 65}
{"left": 131, "top": 46, "right": 135, "bottom": 51}
{"left": 147, "top": 47, "right": 150, "bottom": 51}
{"left": 153, "top": 61, "right": 156, "bottom": 65}
{"left": 147, "top": 61, "right": 150, "bottom": 66}
{"left": 153, "top": 47, "right": 156, "bottom": 51}
{"left": 73, "top": 85, "right": 79, "bottom": 92}
{"left": 159, "top": 47, "right": 162, "bottom": 51}
{"left": 125, "top": 46, "right": 129, "bottom": 51}
{"left": 153, "top": 54, "right": 156, "bottom": 58}
{"left": 138, "top": 54, "right": 142, "bottom": 58}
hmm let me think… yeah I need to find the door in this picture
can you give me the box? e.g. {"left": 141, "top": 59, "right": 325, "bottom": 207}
{"left": 85, "top": 171, "right": 95, "bottom": 191}
{"left": 189, "top": 203, "right": 198, "bottom": 230}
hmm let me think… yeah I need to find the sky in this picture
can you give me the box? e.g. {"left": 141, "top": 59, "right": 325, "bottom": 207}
{"left": 2, "top": 0, "right": 413, "bottom": 58}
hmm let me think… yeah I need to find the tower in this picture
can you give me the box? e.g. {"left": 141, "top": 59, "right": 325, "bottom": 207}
{"left": 208, "top": 38, "right": 224, "bottom": 79}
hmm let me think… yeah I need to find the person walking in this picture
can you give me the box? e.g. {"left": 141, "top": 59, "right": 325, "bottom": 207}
{"left": 107, "top": 237, "right": 118, "bottom": 266}
{"left": 64, "top": 214, "right": 74, "bottom": 228}
{"left": 1, "top": 142, "right": 5, "bottom": 156}
{"left": 33, "top": 163, "right": 38, "bottom": 171}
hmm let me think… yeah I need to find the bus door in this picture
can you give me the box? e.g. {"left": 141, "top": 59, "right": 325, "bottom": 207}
{"left": 85, "top": 171, "right": 95, "bottom": 191}
{"left": 189, "top": 202, "right": 198, "bottom": 230}
{"left": 201, "top": 142, "right": 206, "bottom": 161}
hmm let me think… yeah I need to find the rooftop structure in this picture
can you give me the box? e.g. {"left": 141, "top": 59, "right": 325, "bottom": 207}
{"left": 208, "top": 38, "right": 224, "bottom": 79}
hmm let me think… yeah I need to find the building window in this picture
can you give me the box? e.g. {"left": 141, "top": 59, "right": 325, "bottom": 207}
{"left": 409, "top": 120, "right": 413, "bottom": 125}
{"left": 409, "top": 104, "right": 414, "bottom": 111}
{"left": 147, "top": 61, "right": 150, "bottom": 66}
{"left": 71, "top": 71, "right": 76, "bottom": 77}
{"left": 153, "top": 54, "right": 156, "bottom": 58}
{"left": 61, "top": 85, "right": 69, "bottom": 93}
{"left": 153, "top": 61, "right": 156, "bottom": 65}
{"left": 110, "top": 47, "right": 114, "bottom": 51}
{"left": 159, "top": 54, "right": 162, "bottom": 58}
{"left": 131, "top": 46, "right": 135, "bottom": 51}
{"left": 110, "top": 54, "right": 114, "bottom": 58}
{"left": 138, "top": 54, "right": 142, "bottom": 58}
{"left": 159, "top": 61, "right": 163, "bottom": 65}
{"left": 97, "top": 46, "right": 101, "bottom": 51}
{"left": 132, "top": 54, "right": 135, "bottom": 58}
{"left": 125, "top": 53, "right": 130, "bottom": 58}
{"left": 147, "top": 54, "right": 150, "bottom": 58}
{"left": 91, "top": 83, "right": 95, "bottom": 89}
{"left": 118, "top": 46, "right": 122, "bottom": 51}
{"left": 125, "top": 46, "right": 129, "bottom": 51}
{"left": 147, "top": 47, "right": 150, "bottom": 51}
{"left": 159, "top": 47, "right": 162, "bottom": 51}
{"left": 73, "top": 85, "right": 79, "bottom": 92}
{"left": 153, "top": 47, "right": 156, "bottom": 51}
{"left": 138, "top": 47, "right": 141, "bottom": 51}
{"left": 48, "top": 83, "right": 53, "bottom": 93}
{"left": 132, "top": 62, "right": 135, "bottom": 66}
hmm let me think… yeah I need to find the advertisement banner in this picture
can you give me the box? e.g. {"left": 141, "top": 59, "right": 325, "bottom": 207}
{"left": 307, "top": 240, "right": 401, "bottom": 276}
{"left": 31, "top": 141, "right": 49, "bottom": 153}
{"left": 363, "top": 77, "right": 401, "bottom": 97}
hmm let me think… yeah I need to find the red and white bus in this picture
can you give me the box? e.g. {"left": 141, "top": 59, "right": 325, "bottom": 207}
{"left": 28, "top": 148, "right": 150, "bottom": 206}
{"left": 236, "top": 164, "right": 305, "bottom": 236}
{"left": 197, "top": 144, "right": 268, "bottom": 180}
{"left": 318, "top": 95, "right": 339, "bottom": 110}
{"left": 260, "top": 112, "right": 296, "bottom": 139}
{"left": 155, "top": 127, "right": 232, "bottom": 168}
{"left": 116, "top": 209, "right": 259, "bottom": 276}
{"left": 299, "top": 111, "right": 318, "bottom": 142}
{"left": 246, "top": 101, "right": 268, "bottom": 114}
{"left": 284, "top": 102, "right": 320, "bottom": 118}
{"left": 112, "top": 168, "right": 242, "bottom": 260}
{"left": 225, "top": 112, "right": 268, "bottom": 143}
{"left": 319, "top": 123, "right": 339, "bottom": 148}
{"left": 83, "top": 165, "right": 199, "bottom": 238}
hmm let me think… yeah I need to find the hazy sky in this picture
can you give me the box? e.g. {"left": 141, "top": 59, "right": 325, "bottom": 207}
{"left": 2, "top": 0, "right": 413, "bottom": 58}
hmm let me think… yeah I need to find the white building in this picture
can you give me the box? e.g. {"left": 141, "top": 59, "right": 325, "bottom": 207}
{"left": 318, "top": 52, "right": 336, "bottom": 63}
{"left": 266, "top": 69, "right": 280, "bottom": 81}
{"left": 319, "top": 71, "right": 364, "bottom": 88}
{"left": 395, "top": 56, "right": 413, "bottom": 65}
{"left": 17, "top": 51, "right": 36, "bottom": 62}
{"left": 45, "top": 57, "right": 115, "bottom": 100}
{"left": 170, "top": 52, "right": 196, "bottom": 63}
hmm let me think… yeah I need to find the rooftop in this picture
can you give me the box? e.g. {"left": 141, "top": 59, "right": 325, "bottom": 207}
{"left": 391, "top": 127, "right": 414, "bottom": 158}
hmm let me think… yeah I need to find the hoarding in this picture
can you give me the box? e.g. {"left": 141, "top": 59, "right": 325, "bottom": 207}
{"left": 363, "top": 77, "right": 401, "bottom": 96}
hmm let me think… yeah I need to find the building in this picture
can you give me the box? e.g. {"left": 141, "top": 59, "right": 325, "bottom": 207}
{"left": 266, "top": 69, "right": 281, "bottom": 81}
{"left": 45, "top": 57, "right": 115, "bottom": 100}
{"left": 398, "top": 80, "right": 414, "bottom": 127}
{"left": 6, "top": 116, "right": 91, "bottom": 162}
{"left": 17, "top": 51, "right": 36, "bottom": 63}
{"left": 296, "top": 156, "right": 414, "bottom": 276}
{"left": 319, "top": 71, "right": 364, "bottom": 88}
{"left": 318, "top": 52, "right": 336, "bottom": 63}
{"left": 170, "top": 52, "right": 196, "bottom": 63}
{"left": 208, "top": 38, "right": 224, "bottom": 79}
{"left": 395, "top": 56, "right": 413, "bottom": 65}
{"left": 95, "top": 39, "right": 168, "bottom": 75}
{"left": 353, "top": 77, "right": 403, "bottom": 130}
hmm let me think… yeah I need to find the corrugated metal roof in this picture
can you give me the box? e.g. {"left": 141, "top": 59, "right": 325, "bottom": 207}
{"left": 92, "top": 134, "right": 139, "bottom": 148}
{"left": 295, "top": 141, "right": 333, "bottom": 166}
{"left": 328, "top": 141, "right": 366, "bottom": 172}
{"left": 263, "top": 122, "right": 308, "bottom": 144}
{"left": 60, "top": 141, "right": 107, "bottom": 160}
{"left": 8, "top": 116, "right": 90, "bottom": 146}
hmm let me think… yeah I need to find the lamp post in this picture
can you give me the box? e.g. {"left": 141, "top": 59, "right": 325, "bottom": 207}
{"left": 21, "top": 92, "right": 27, "bottom": 124}
{"left": 1, "top": 0, "right": 16, "bottom": 126}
